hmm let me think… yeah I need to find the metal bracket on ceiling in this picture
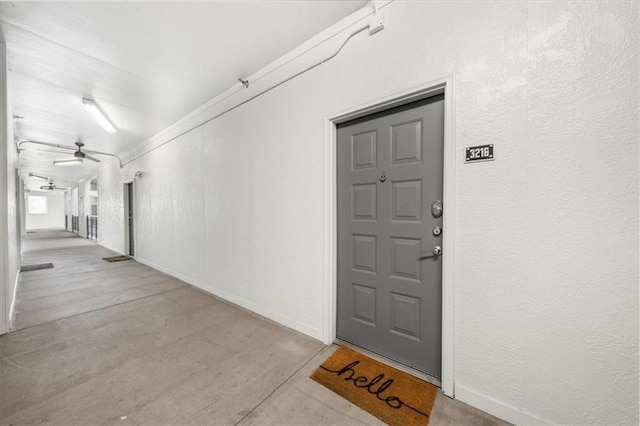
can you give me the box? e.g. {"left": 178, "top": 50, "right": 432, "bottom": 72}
{"left": 369, "top": 1, "right": 385, "bottom": 35}
{"left": 238, "top": 78, "right": 250, "bottom": 89}
{"left": 17, "top": 139, "right": 124, "bottom": 168}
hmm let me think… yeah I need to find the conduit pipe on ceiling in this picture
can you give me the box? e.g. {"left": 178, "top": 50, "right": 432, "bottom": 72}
{"left": 17, "top": 140, "right": 124, "bottom": 168}
{"left": 122, "top": 0, "right": 391, "bottom": 166}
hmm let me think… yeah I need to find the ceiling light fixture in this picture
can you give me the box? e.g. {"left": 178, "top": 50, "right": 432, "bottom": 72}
{"left": 82, "top": 98, "right": 116, "bottom": 134}
{"left": 53, "top": 158, "right": 83, "bottom": 166}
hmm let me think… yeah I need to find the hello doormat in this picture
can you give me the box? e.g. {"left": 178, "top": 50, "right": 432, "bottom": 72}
{"left": 102, "top": 255, "right": 132, "bottom": 263}
{"left": 20, "top": 263, "right": 54, "bottom": 272}
{"left": 310, "top": 346, "right": 437, "bottom": 425}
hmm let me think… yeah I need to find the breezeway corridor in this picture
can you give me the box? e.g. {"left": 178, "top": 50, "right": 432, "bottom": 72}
{"left": 1, "top": 2, "right": 637, "bottom": 425}
{"left": 0, "top": 230, "right": 504, "bottom": 425}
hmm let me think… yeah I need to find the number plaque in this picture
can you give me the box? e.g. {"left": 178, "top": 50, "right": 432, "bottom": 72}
{"left": 465, "top": 144, "right": 494, "bottom": 163}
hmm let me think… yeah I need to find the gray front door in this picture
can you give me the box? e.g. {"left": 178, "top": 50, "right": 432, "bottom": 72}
{"left": 337, "top": 95, "right": 444, "bottom": 377}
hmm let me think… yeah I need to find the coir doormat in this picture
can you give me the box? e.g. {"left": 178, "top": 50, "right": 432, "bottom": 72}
{"left": 310, "top": 346, "right": 437, "bottom": 425}
{"left": 20, "top": 263, "right": 54, "bottom": 272}
{"left": 102, "top": 255, "right": 132, "bottom": 263}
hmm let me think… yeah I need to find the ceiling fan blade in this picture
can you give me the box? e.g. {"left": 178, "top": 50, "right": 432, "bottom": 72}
{"left": 84, "top": 154, "right": 101, "bottom": 163}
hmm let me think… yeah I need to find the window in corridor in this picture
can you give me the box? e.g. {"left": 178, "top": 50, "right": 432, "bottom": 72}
{"left": 28, "top": 195, "right": 48, "bottom": 214}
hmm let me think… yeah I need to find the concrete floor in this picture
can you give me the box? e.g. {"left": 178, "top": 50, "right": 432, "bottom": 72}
{"left": 1, "top": 230, "right": 509, "bottom": 425}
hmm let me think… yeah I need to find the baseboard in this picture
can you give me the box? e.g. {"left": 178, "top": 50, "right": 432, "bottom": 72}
{"left": 134, "top": 257, "right": 175, "bottom": 277}
{"left": 98, "top": 242, "right": 125, "bottom": 256}
{"left": 455, "top": 384, "right": 551, "bottom": 425}
{"left": 9, "top": 269, "right": 20, "bottom": 329}
{"left": 0, "top": 269, "right": 20, "bottom": 335}
{"left": 134, "top": 256, "right": 323, "bottom": 341}
{"left": 196, "top": 279, "right": 323, "bottom": 341}
{"left": 8, "top": 268, "right": 19, "bottom": 329}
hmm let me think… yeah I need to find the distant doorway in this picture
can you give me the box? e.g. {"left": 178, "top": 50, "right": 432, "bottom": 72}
{"left": 124, "top": 182, "right": 134, "bottom": 256}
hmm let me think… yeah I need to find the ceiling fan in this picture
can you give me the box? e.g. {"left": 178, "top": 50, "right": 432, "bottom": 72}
{"left": 40, "top": 181, "right": 67, "bottom": 191}
{"left": 16, "top": 139, "right": 124, "bottom": 168}
{"left": 53, "top": 141, "right": 101, "bottom": 165}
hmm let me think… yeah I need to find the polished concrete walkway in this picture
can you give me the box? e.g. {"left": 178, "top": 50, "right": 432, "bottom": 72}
{"left": 1, "top": 230, "right": 507, "bottom": 425}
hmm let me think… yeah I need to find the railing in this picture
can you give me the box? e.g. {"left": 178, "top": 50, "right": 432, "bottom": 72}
{"left": 87, "top": 216, "right": 98, "bottom": 241}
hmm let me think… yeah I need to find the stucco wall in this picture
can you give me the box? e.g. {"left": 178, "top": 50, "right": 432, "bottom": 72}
{"left": 1, "top": 41, "right": 21, "bottom": 334}
{"left": 0, "top": 41, "right": 9, "bottom": 334}
{"left": 97, "top": 157, "right": 125, "bottom": 254}
{"left": 76, "top": 179, "right": 93, "bottom": 237}
{"left": 98, "top": 2, "right": 639, "bottom": 424}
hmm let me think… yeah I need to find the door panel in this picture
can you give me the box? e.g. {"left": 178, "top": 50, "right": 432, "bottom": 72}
{"left": 337, "top": 95, "right": 444, "bottom": 376}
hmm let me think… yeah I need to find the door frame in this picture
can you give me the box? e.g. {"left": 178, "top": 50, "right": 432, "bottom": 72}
{"left": 123, "top": 181, "right": 135, "bottom": 257}
{"left": 322, "top": 77, "right": 456, "bottom": 397}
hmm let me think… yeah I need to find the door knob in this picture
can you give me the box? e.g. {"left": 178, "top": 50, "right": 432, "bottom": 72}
{"left": 419, "top": 246, "right": 442, "bottom": 260}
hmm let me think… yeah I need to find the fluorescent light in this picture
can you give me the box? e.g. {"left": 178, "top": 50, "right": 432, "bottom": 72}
{"left": 82, "top": 98, "right": 116, "bottom": 134}
{"left": 54, "top": 158, "right": 83, "bottom": 166}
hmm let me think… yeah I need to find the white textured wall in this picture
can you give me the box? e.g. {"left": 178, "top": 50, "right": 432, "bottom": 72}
{"left": 98, "top": 157, "right": 125, "bottom": 254}
{"left": 25, "top": 191, "right": 65, "bottom": 230}
{"left": 78, "top": 181, "right": 85, "bottom": 236}
{"left": 1, "top": 40, "right": 20, "bottom": 334}
{"left": 98, "top": 2, "right": 638, "bottom": 424}
{"left": 6, "top": 71, "right": 19, "bottom": 330}
{"left": 0, "top": 42, "right": 8, "bottom": 334}
{"left": 64, "top": 190, "right": 71, "bottom": 231}
{"left": 76, "top": 179, "right": 93, "bottom": 237}
{"left": 70, "top": 187, "right": 78, "bottom": 216}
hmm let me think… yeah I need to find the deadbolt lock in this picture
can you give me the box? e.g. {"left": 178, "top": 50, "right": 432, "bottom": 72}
{"left": 431, "top": 200, "right": 443, "bottom": 218}
{"left": 433, "top": 226, "right": 442, "bottom": 236}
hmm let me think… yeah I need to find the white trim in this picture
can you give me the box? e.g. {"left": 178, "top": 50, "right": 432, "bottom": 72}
{"left": 98, "top": 242, "right": 125, "bottom": 256}
{"left": 321, "top": 115, "right": 338, "bottom": 345}
{"left": 122, "top": 1, "right": 394, "bottom": 164}
{"left": 455, "top": 384, "right": 552, "bottom": 425}
{"left": 322, "top": 77, "right": 456, "bottom": 397}
{"left": 441, "top": 77, "right": 456, "bottom": 397}
{"left": 134, "top": 256, "right": 322, "bottom": 340}
{"left": 8, "top": 269, "right": 19, "bottom": 328}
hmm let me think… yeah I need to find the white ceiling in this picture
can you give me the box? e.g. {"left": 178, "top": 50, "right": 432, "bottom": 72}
{"left": 0, "top": 1, "right": 368, "bottom": 191}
